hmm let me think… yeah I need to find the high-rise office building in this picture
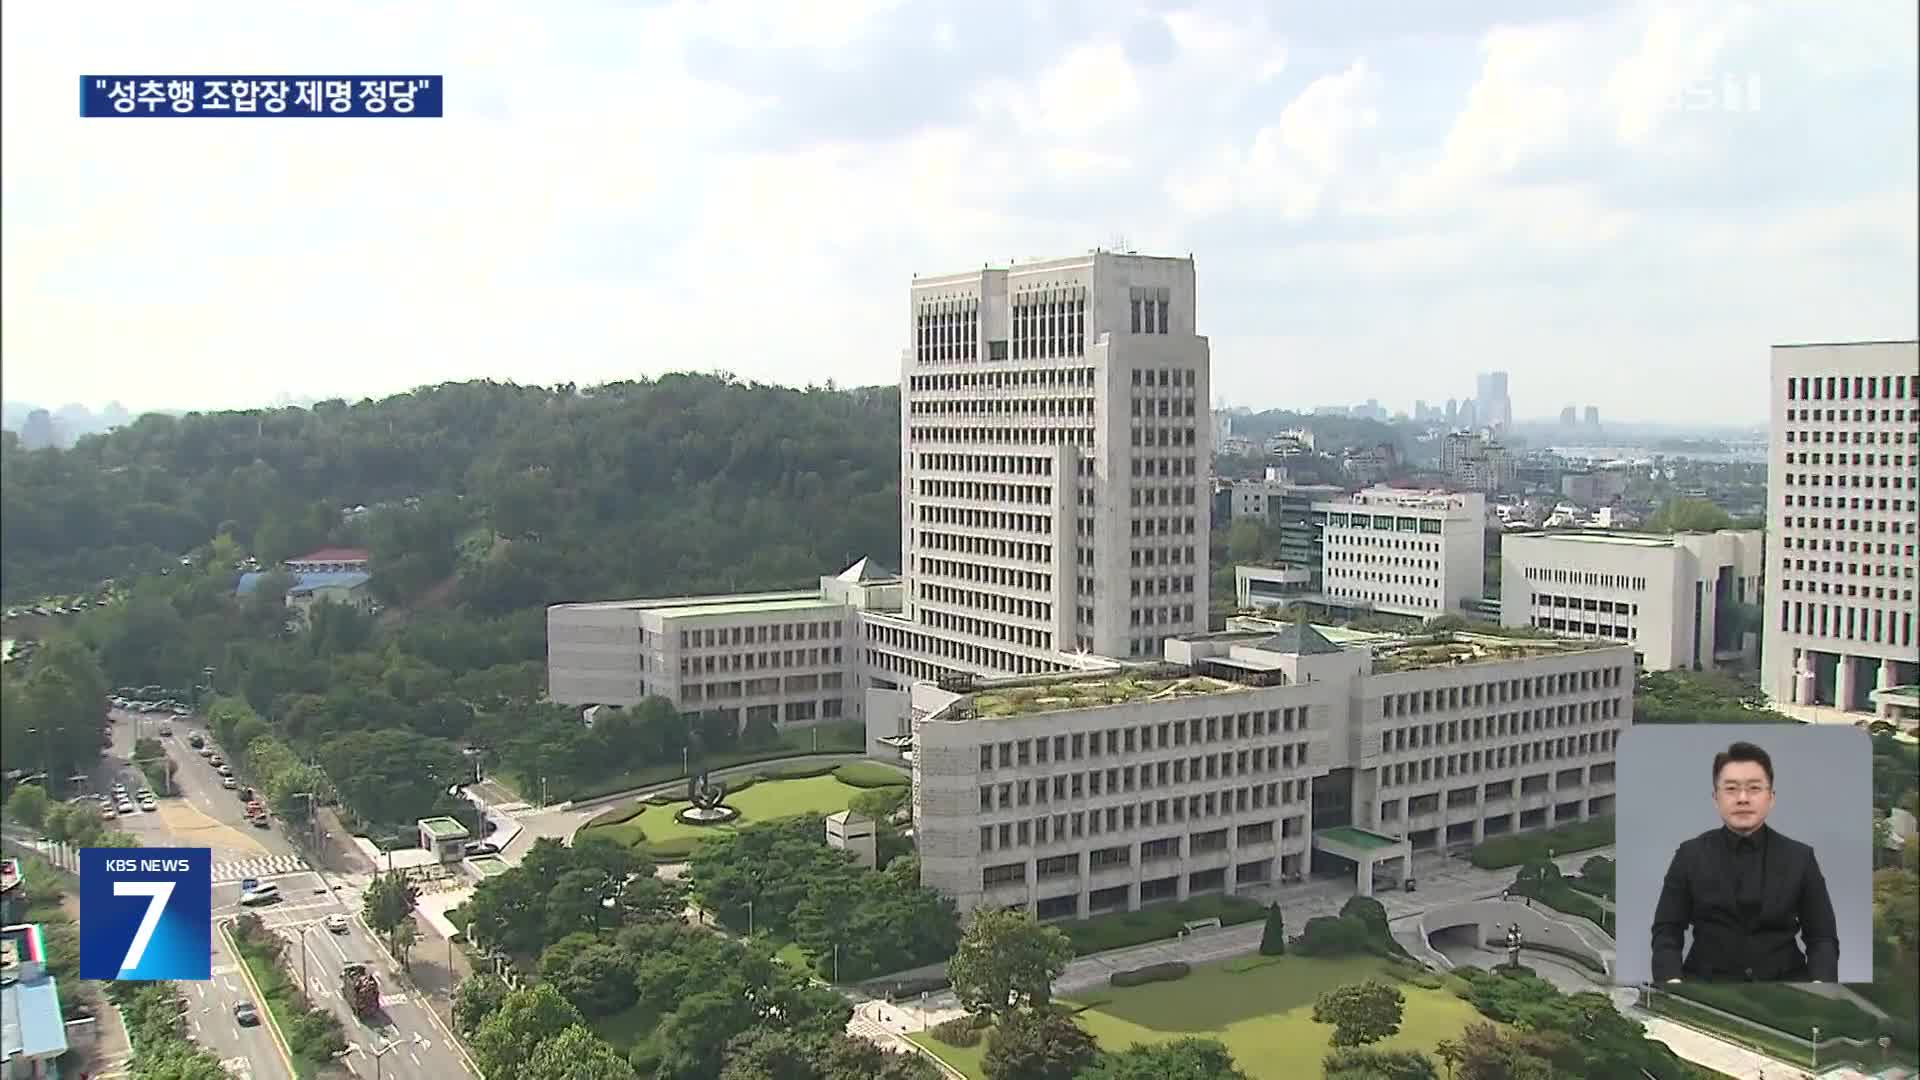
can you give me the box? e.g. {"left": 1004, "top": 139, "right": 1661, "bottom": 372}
{"left": 1762, "top": 340, "right": 1919, "bottom": 723}
{"left": 1475, "top": 371, "right": 1513, "bottom": 431}
{"left": 887, "top": 251, "right": 1213, "bottom": 673}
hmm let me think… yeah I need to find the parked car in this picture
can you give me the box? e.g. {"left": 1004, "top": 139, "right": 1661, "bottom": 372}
{"left": 222, "top": 776, "right": 238, "bottom": 789}
{"left": 239, "top": 883, "right": 280, "bottom": 906}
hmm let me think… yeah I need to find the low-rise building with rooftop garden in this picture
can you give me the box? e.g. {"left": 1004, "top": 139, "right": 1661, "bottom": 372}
{"left": 910, "top": 619, "right": 1629, "bottom": 919}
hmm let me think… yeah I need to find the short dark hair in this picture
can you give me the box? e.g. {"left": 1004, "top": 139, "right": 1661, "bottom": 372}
{"left": 1713, "top": 741, "right": 1774, "bottom": 786}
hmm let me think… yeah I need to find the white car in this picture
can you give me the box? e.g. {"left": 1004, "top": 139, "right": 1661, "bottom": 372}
{"left": 221, "top": 776, "right": 238, "bottom": 789}
{"left": 322, "top": 914, "right": 349, "bottom": 934}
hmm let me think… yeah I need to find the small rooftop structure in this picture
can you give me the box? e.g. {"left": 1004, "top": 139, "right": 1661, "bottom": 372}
{"left": 419, "top": 816, "right": 469, "bottom": 840}
{"left": 555, "top": 590, "right": 831, "bottom": 615}
{"left": 236, "top": 570, "right": 372, "bottom": 596}
{"left": 1, "top": 923, "right": 68, "bottom": 1068}
{"left": 835, "top": 557, "right": 895, "bottom": 583}
{"left": 418, "top": 816, "right": 471, "bottom": 865}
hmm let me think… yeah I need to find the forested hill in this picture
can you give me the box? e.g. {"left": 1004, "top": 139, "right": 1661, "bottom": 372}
{"left": 0, "top": 375, "right": 901, "bottom": 608}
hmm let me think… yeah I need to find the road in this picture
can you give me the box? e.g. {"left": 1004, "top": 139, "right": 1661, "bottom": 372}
{"left": 97, "top": 708, "right": 475, "bottom": 1080}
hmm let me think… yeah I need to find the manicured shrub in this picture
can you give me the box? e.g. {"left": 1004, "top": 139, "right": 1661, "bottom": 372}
{"left": 586, "top": 802, "right": 645, "bottom": 828}
{"left": 833, "top": 762, "right": 911, "bottom": 788}
{"left": 1109, "top": 961, "right": 1190, "bottom": 988}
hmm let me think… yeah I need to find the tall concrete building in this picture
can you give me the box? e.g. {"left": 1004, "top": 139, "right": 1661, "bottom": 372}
{"left": 1763, "top": 340, "right": 1920, "bottom": 722}
{"left": 1476, "top": 372, "right": 1512, "bottom": 432}
{"left": 887, "top": 251, "right": 1213, "bottom": 674}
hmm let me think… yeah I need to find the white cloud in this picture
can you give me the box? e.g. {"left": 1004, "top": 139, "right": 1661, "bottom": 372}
{"left": 0, "top": 0, "right": 1912, "bottom": 423}
{"left": 1167, "top": 60, "right": 1381, "bottom": 219}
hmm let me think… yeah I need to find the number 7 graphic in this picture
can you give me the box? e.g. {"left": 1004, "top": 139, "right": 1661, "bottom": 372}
{"left": 114, "top": 881, "right": 176, "bottom": 972}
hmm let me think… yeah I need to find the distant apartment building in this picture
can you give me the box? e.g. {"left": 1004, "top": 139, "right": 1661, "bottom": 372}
{"left": 1499, "top": 530, "right": 1765, "bottom": 671}
{"left": 546, "top": 560, "right": 901, "bottom": 728}
{"left": 1560, "top": 469, "right": 1628, "bottom": 507}
{"left": 1315, "top": 488, "right": 1487, "bottom": 618}
{"left": 1227, "top": 467, "right": 1292, "bottom": 521}
{"left": 1762, "top": 340, "right": 1920, "bottom": 722}
{"left": 912, "top": 623, "right": 1628, "bottom": 918}
{"left": 878, "top": 250, "right": 1213, "bottom": 679}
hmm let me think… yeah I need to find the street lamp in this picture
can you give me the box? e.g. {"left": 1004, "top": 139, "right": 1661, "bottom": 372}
{"left": 369, "top": 1038, "right": 398, "bottom": 1080}
{"left": 1811, "top": 1025, "right": 1821, "bottom": 1070}
{"left": 539, "top": 775, "right": 548, "bottom": 809}
{"left": 747, "top": 900, "right": 754, "bottom": 938}
{"left": 832, "top": 942, "right": 840, "bottom": 984}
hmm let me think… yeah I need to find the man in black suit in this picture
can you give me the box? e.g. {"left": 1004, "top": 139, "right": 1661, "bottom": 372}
{"left": 1650, "top": 740, "right": 1840, "bottom": 983}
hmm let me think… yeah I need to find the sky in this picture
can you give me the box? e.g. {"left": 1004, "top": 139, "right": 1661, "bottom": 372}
{"left": 2, "top": 1, "right": 1915, "bottom": 425}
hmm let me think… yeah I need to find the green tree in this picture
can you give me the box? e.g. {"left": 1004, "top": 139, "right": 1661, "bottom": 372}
{"left": 362, "top": 870, "right": 420, "bottom": 943}
{"left": 453, "top": 973, "right": 512, "bottom": 1035}
{"left": 1259, "top": 903, "right": 1287, "bottom": 956}
{"left": 524, "top": 1024, "right": 636, "bottom": 1080}
{"left": 470, "top": 984, "right": 586, "bottom": 1080}
{"left": 539, "top": 932, "right": 638, "bottom": 1019}
{"left": 4, "top": 782, "right": 50, "bottom": 827}
{"left": 947, "top": 908, "right": 1075, "bottom": 1020}
{"left": 1312, "top": 980, "right": 1406, "bottom": 1048}
{"left": 1646, "top": 497, "right": 1734, "bottom": 533}
{"left": 980, "top": 1007, "right": 1098, "bottom": 1080}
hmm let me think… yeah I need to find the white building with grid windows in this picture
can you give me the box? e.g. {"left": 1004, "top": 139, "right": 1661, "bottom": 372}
{"left": 1314, "top": 488, "right": 1486, "bottom": 618}
{"left": 868, "top": 250, "right": 1213, "bottom": 690}
{"left": 1499, "top": 530, "right": 1765, "bottom": 672}
{"left": 912, "top": 622, "right": 1629, "bottom": 918}
{"left": 1762, "top": 340, "right": 1920, "bottom": 723}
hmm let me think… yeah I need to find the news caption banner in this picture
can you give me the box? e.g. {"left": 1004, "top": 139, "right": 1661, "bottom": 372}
{"left": 80, "top": 76, "right": 443, "bottom": 117}
{"left": 79, "top": 848, "right": 212, "bottom": 981}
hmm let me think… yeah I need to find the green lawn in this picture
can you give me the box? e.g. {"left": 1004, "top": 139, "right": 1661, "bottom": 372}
{"left": 581, "top": 774, "right": 875, "bottom": 854}
{"left": 913, "top": 955, "right": 1484, "bottom": 1080}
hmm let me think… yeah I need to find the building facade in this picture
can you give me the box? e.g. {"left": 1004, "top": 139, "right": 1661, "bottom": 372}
{"left": 547, "top": 561, "right": 902, "bottom": 728}
{"left": 1762, "top": 340, "right": 1920, "bottom": 721}
{"left": 1315, "top": 488, "right": 1487, "bottom": 618}
{"left": 1499, "top": 530, "right": 1765, "bottom": 671}
{"left": 886, "top": 250, "right": 1214, "bottom": 680}
{"left": 912, "top": 625, "right": 1628, "bottom": 918}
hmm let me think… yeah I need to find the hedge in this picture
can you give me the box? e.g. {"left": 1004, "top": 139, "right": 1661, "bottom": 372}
{"left": 1059, "top": 894, "right": 1266, "bottom": 954}
{"left": 1109, "top": 961, "right": 1190, "bottom": 988}
{"left": 756, "top": 762, "right": 838, "bottom": 780}
{"left": 586, "top": 802, "right": 646, "bottom": 829}
{"left": 1513, "top": 942, "right": 1609, "bottom": 977}
{"left": 868, "top": 975, "right": 951, "bottom": 1001}
{"left": 833, "top": 762, "right": 911, "bottom": 788}
{"left": 930, "top": 1017, "right": 982, "bottom": 1047}
{"left": 1469, "top": 816, "right": 1615, "bottom": 869}
{"left": 1668, "top": 981, "right": 1918, "bottom": 1051}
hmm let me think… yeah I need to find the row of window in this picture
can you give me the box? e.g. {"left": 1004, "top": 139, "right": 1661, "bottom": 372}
{"left": 1014, "top": 291, "right": 1087, "bottom": 361}
{"left": 1380, "top": 699, "right": 1622, "bottom": 751}
{"left": 1128, "top": 604, "right": 1196, "bottom": 627}
{"left": 1782, "top": 372, "right": 1915, "bottom": 401}
{"left": 675, "top": 646, "right": 846, "bottom": 676}
{"left": 1379, "top": 665, "right": 1625, "bottom": 717}
{"left": 909, "top": 367, "right": 1097, "bottom": 394}
{"left": 682, "top": 687, "right": 847, "bottom": 721}
{"left": 917, "top": 478, "right": 1053, "bottom": 506}
{"left": 917, "top": 452, "right": 1057, "bottom": 477}
{"left": 914, "top": 530, "right": 1050, "bottom": 565}
{"left": 1129, "top": 544, "right": 1198, "bottom": 568}
{"left": 919, "top": 582, "right": 1051, "bottom": 624}
{"left": 1323, "top": 586, "right": 1439, "bottom": 611}
{"left": 1131, "top": 367, "right": 1194, "bottom": 388}
{"left": 920, "top": 606, "right": 1053, "bottom": 652}
{"left": 1378, "top": 766, "right": 1612, "bottom": 818}
{"left": 915, "top": 300, "right": 978, "bottom": 364}
{"left": 1129, "top": 425, "right": 1199, "bottom": 448}
{"left": 677, "top": 621, "right": 845, "bottom": 650}
{"left": 979, "top": 745, "right": 1314, "bottom": 814}
{"left": 981, "top": 706, "right": 1317, "bottom": 772}
{"left": 1128, "top": 516, "right": 1199, "bottom": 538}
{"left": 1530, "top": 593, "right": 1642, "bottom": 616}
{"left": 1531, "top": 617, "right": 1636, "bottom": 642}
{"left": 1329, "top": 534, "right": 1444, "bottom": 552}
{"left": 1521, "top": 567, "right": 1651, "bottom": 591}
{"left": 1325, "top": 512, "right": 1450, "bottom": 535}
{"left": 977, "top": 783, "right": 1301, "bottom": 857}
{"left": 865, "top": 624, "right": 1065, "bottom": 679}
{"left": 911, "top": 395, "right": 1094, "bottom": 419}
{"left": 1778, "top": 600, "right": 1916, "bottom": 647}
{"left": 918, "top": 557, "right": 1051, "bottom": 596}
{"left": 1379, "top": 737, "right": 1613, "bottom": 789}
{"left": 907, "top": 424, "right": 1097, "bottom": 449}
{"left": 1131, "top": 396, "right": 1198, "bottom": 418}
{"left": 1130, "top": 575, "right": 1196, "bottom": 597}
{"left": 1129, "top": 289, "right": 1173, "bottom": 336}
{"left": 1126, "top": 474, "right": 1202, "bottom": 501}
{"left": 1779, "top": 557, "right": 1915, "bottom": 579}
{"left": 917, "top": 504, "right": 1053, "bottom": 537}
{"left": 1784, "top": 409, "right": 1914, "bottom": 428}
{"left": 1778, "top": 514, "right": 1917, "bottom": 537}
{"left": 982, "top": 823, "right": 1298, "bottom": 885}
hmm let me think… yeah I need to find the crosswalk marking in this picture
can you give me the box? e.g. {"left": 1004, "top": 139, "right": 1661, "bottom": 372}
{"left": 212, "top": 853, "right": 310, "bottom": 883}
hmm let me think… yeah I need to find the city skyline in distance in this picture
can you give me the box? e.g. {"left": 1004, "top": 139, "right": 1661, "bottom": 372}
{"left": 3, "top": 3, "right": 1914, "bottom": 424}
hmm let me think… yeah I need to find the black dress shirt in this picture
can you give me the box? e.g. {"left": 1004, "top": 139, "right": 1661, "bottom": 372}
{"left": 1650, "top": 824, "right": 1840, "bottom": 983}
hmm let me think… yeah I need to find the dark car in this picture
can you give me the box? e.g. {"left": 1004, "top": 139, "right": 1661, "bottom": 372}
{"left": 462, "top": 842, "right": 500, "bottom": 858}
{"left": 233, "top": 1001, "right": 260, "bottom": 1026}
